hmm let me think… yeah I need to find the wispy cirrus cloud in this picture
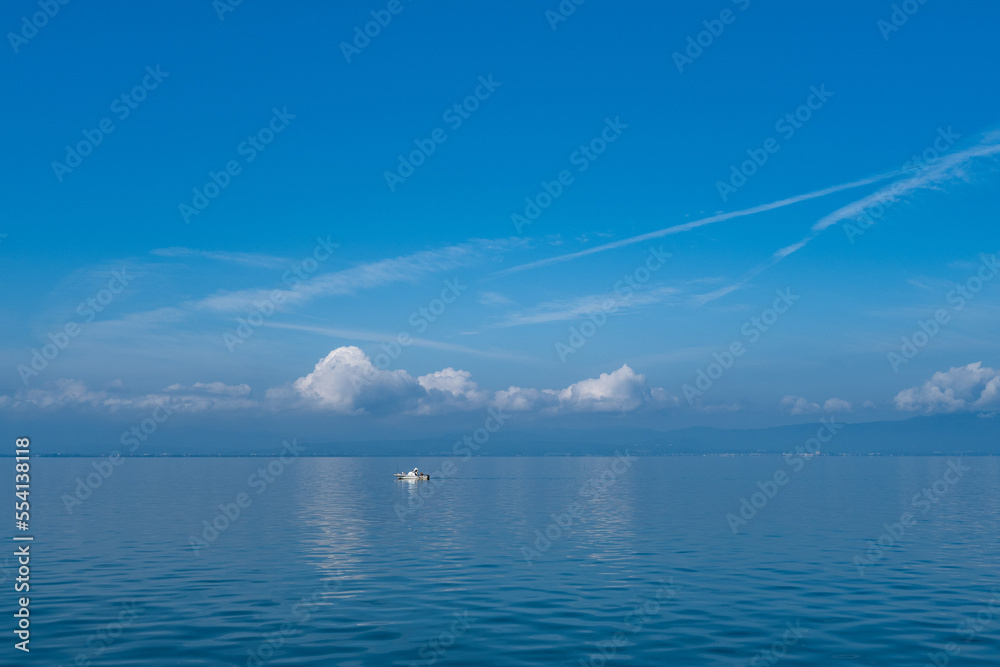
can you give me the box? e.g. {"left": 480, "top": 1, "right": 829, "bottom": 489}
{"left": 195, "top": 238, "right": 521, "bottom": 313}
{"left": 491, "top": 127, "right": 1000, "bottom": 309}
{"left": 493, "top": 171, "right": 900, "bottom": 277}
{"left": 809, "top": 134, "right": 1000, "bottom": 234}
{"left": 260, "top": 321, "right": 529, "bottom": 361}
{"left": 151, "top": 247, "right": 291, "bottom": 269}
{"left": 479, "top": 291, "right": 514, "bottom": 306}
{"left": 490, "top": 285, "right": 681, "bottom": 329}
{"left": 86, "top": 238, "right": 526, "bottom": 337}
{"left": 696, "top": 129, "right": 1000, "bottom": 303}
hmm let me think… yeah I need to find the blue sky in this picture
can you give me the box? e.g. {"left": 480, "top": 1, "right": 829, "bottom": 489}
{"left": 3, "top": 0, "right": 999, "bottom": 447}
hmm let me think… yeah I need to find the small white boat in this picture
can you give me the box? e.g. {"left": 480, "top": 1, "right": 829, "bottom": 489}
{"left": 394, "top": 467, "right": 430, "bottom": 480}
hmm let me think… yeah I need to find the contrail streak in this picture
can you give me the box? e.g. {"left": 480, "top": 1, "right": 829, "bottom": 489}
{"left": 493, "top": 171, "right": 902, "bottom": 277}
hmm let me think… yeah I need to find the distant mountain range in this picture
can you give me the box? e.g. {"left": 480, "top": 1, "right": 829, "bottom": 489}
{"left": 38, "top": 412, "right": 997, "bottom": 456}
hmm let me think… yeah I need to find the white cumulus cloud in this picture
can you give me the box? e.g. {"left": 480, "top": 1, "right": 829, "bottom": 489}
{"left": 497, "top": 364, "right": 674, "bottom": 414}
{"left": 286, "top": 348, "right": 674, "bottom": 416}
{"left": 781, "top": 395, "right": 852, "bottom": 415}
{"left": 781, "top": 395, "right": 820, "bottom": 415}
{"left": 893, "top": 362, "right": 1000, "bottom": 413}
{"left": 19, "top": 379, "right": 107, "bottom": 409}
{"left": 823, "top": 398, "right": 853, "bottom": 412}
{"left": 165, "top": 381, "right": 251, "bottom": 397}
{"left": 0, "top": 378, "right": 257, "bottom": 413}
{"left": 415, "top": 368, "right": 490, "bottom": 414}
{"left": 556, "top": 364, "right": 663, "bottom": 412}
{"left": 289, "top": 346, "right": 423, "bottom": 415}
{"left": 0, "top": 348, "right": 679, "bottom": 419}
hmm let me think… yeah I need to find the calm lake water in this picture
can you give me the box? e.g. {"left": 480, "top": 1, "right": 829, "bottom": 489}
{"left": 18, "top": 456, "right": 1000, "bottom": 665}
